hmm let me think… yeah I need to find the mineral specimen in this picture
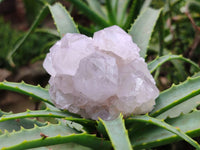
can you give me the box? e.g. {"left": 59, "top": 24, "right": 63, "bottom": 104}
{"left": 43, "top": 25, "right": 159, "bottom": 120}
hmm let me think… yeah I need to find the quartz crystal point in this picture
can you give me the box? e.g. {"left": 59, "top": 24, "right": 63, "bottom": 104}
{"left": 43, "top": 25, "right": 159, "bottom": 120}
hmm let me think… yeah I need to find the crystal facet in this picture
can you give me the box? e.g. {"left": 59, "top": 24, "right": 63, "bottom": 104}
{"left": 43, "top": 25, "right": 159, "bottom": 120}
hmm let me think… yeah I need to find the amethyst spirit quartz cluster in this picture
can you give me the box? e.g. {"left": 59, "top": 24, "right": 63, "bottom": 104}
{"left": 43, "top": 25, "right": 159, "bottom": 120}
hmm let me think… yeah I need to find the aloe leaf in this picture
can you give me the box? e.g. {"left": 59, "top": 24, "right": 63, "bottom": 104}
{"left": 128, "top": 8, "right": 162, "bottom": 58}
{"left": 106, "top": 0, "right": 117, "bottom": 25}
{"left": 123, "top": 0, "right": 143, "bottom": 30}
{"left": 0, "top": 123, "right": 111, "bottom": 150}
{"left": 0, "top": 81, "right": 54, "bottom": 106}
{"left": 99, "top": 114, "right": 132, "bottom": 150}
{"left": 111, "top": 0, "right": 117, "bottom": 9}
{"left": 0, "top": 82, "right": 96, "bottom": 132}
{"left": 148, "top": 54, "right": 200, "bottom": 73}
{"left": 0, "top": 110, "right": 46, "bottom": 134}
{"left": 78, "top": 25, "right": 94, "bottom": 37}
{"left": 128, "top": 114, "right": 200, "bottom": 149}
{"left": 109, "top": 0, "right": 118, "bottom": 18}
{"left": 116, "top": 0, "right": 130, "bottom": 26}
{"left": 35, "top": 28, "right": 60, "bottom": 37}
{"left": 155, "top": 70, "right": 200, "bottom": 119}
{"left": 86, "top": 0, "right": 106, "bottom": 19}
{"left": 0, "top": 109, "right": 78, "bottom": 122}
{"left": 66, "top": 0, "right": 109, "bottom": 27}
{"left": 7, "top": 5, "right": 48, "bottom": 67}
{"left": 140, "top": 0, "right": 152, "bottom": 12}
{"left": 150, "top": 76, "right": 200, "bottom": 117}
{"left": 193, "top": 71, "right": 200, "bottom": 77}
{"left": 48, "top": 2, "right": 79, "bottom": 38}
{"left": 157, "top": 94, "right": 200, "bottom": 119}
{"left": 32, "top": 143, "right": 92, "bottom": 150}
{"left": 0, "top": 109, "right": 96, "bottom": 131}
{"left": 127, "top": 110, "right": 200, "bottom": 149}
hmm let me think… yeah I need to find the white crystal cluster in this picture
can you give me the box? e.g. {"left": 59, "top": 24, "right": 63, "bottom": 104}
{"left": 43, "top": 25, "right": 159, "bottom": 120}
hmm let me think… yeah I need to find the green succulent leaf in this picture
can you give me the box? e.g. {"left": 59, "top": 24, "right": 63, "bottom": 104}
{"left": 148, "top": 54, "right": 200, "bottom": 73}
{"left": 156, "top": 94, "right": 200, "bottom": 119}
{"left": 123, "top": 0, "right": 143, "bottom": 30}
{"left": 78, "top": 24, "right": 94, "bottom": 37}
{"left": 0, "top": 110, "right": 46, "bottom": 134}
{"left": 7, "top": 5, "right": 48, "bottom": 67}
{"left": 128, "top": 114, "right": 200, "bottom": 149}
{"left": 35, "top": 28, "right": 60, "bottom": 37}
{"left": 193, "top": 71, "right": 200, "bottom": 77}
{"left": 99, "top": 114, "right": 132, "bottom": 150}
{"left": 66, "top": 0, "right": 109, "bottom": 27}
{"left": 31, "top": 143, "right": 92, "bottom": 150}
{"left": 0, "top": 109, "right": 96, "bottom": 132}
{"left": 0, "top": 81, "right": 53, "bottom": 106}
{"left": 128, "top": 7, "right": 162, "bottom": 58}
{"left": 140, "top": 0, "right": 152, "bottom": 12}
{"left": 0, "top": 109, "right": 78, "bottom": 122}
{"left": 106, "top": 0, "right": 117, "bottom": 25}
{"left": 127, "top": 110, "right": 200, "bottom": 149}
{"left": 150, "top": 76, "right": 200, "bottom": 117}
{"left": 116, "top": 0, "right": 130, "bottom": 26}
{"left": 0, "top": 123, "right": 111, "bottom": 150}
{"left": 155, "top": 71, "right": 200, "bottom": 119}
{"left": 48, "top": 2, "right": 79, "bottom": 38}
{"left": 86, "top": 0, "right": 106, "bottom": 19}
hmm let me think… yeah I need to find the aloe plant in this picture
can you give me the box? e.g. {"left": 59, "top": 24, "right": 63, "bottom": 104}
{"left": 1, "top": 0, "right": 200, "bottom": 149}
